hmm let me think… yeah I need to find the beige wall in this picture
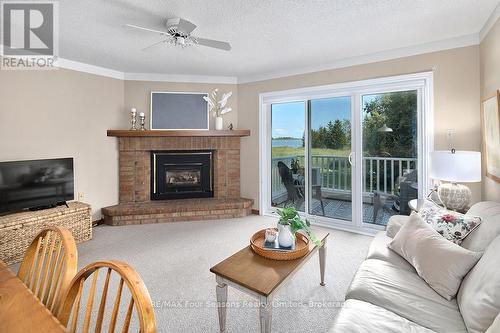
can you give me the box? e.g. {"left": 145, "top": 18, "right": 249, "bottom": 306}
{"left": 0, "top": 68, "right": 125, "bottom": 220}
{"left": 480, "top": 17, "right": 500, "bottom": 202}
{"left": 124, "top": 81, "right": 238, "bottom": 130}
{"left": 238, "top": 46, "right": 482, "bottom": 209}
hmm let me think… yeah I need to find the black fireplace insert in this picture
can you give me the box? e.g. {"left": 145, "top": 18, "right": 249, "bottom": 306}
{"left": 151, "top": 151, "right": 213, "bottom": 200}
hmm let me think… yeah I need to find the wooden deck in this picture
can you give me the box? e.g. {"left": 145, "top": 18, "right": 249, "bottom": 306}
{"left": 274, "top": 198, "right": 398, "bottom": 226}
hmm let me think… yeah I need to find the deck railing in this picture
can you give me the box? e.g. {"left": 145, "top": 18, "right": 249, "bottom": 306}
{"left": 271, "top": 155, "right": 417, "bottom": 201}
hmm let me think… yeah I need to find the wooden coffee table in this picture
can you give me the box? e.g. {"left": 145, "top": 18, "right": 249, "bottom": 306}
{"left": 210, "top": 229, "right": 329, "bottom": 333}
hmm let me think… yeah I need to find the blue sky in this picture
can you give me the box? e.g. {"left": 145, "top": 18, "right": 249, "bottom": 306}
{"left": 271, "top": 97, "right": 352, "bottom": 138}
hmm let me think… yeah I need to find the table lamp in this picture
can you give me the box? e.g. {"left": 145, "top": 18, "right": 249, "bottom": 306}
{"left": 430, "top": 149, "right": 481, "bottom": 211}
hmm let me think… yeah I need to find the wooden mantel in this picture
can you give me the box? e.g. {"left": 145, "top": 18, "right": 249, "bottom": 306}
{"left": 107, "top": 129, "right": 250, "bottom": 137}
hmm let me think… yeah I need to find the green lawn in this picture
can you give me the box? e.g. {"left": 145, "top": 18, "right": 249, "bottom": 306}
{"left": 272, "top": 146, "right": 350, "bottom": 158}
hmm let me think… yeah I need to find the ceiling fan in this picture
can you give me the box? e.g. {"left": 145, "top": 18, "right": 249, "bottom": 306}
{"left": 125, "top": 17, "right": 231, "bottom": 51}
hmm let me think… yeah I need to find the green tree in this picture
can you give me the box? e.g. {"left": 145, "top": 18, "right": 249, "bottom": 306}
{"left": 311, "top": 119, "right": 351, "bottom": 150}
{"left": 311, "top": 126, "right": 329, "bottom": 148}
{"left": 363, "top": 91, "right": 417, "bottom": 158}
{"left": 329, "top": 119, "right": 347, "bottom": 149}
{"left": 342, "top": 119, "right": 351, "bottom": 147}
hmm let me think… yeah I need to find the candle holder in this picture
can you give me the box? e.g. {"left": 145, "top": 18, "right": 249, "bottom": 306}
{"left": 139, "top": 113, "right": 146, "bottom": 130}
{"left": 130, "top": 108, "right": 137, "bottom": 130}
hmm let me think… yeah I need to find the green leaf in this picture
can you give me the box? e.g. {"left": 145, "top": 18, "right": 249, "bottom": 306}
{"left": 275, "top": 207, "right": 321, "bottom": 246}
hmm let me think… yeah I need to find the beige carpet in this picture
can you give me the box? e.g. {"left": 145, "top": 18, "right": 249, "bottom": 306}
{"left": 70, "top": 215, "right": 371, "bottom": 332}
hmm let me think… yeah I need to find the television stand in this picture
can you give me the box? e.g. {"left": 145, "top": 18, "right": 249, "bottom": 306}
{"left": 0, "top": 202, "right": 92, "bottom": 265}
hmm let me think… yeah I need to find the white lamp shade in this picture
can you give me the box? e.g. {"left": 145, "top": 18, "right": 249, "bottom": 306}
{"left": 430, "top": 150, "right": 481, "bottom": 183}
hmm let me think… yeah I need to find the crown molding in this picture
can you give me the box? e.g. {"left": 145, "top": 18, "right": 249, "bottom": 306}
{"left": 55, "top": 58, "right": 125, "bottom": 80}
{"left": 53, "top": 58, "right": 238, "bottom": 84}
{"left": 123, "top": 72, "right": 237, "bottom": 84}
{"left": 480, "top": 1, "right": 500, "bottom": 41}
{"left": 237, "top": 33, "right": 479, "bottom": 84}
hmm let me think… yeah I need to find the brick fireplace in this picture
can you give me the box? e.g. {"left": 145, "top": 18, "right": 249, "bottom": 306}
{"left": 102, "top": 130, "right": 253, "bottom": 225}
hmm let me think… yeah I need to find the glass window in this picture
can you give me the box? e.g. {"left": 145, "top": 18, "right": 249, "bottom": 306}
{"left": 362, "top": 90, "right": 418, "bottom": 225}
{"left": 309, "top": 97, "right": 352, "bottom": 221}
{"left": 271, "top": 102, "right": 306, "bottom": 212}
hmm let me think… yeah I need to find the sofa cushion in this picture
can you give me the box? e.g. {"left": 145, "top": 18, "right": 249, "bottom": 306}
{"left": 346, "top": 258, "right": 468, "bottom": 333}
{"left": 457, "top": 235, "right": 500, "bottom": 333}
{"left": 462, "top": 201, "right": 500, "bottom": 252}
{"left": 330, "top": 299, "right": 434, "bottom": 333}
{"left": 388, "top": 213, "right": 482, "bottom": 300}
{"left": 386, "top": 215, "right": 410, "bottom": 238}
{"left": 366, "top": 231, "right": 415, "bottom": 272}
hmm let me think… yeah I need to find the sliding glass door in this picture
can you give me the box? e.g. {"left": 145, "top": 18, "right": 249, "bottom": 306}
{"left": 361, "top": 90, "right": 419, "bottom": 226}
{"left": 262, "top": 73, "right": 431, "bottom": 233}
{"left": 270, "top": 97, "right": 355, "bottom": 222}
{"left": 269, "top": 92, "right": 419, "bottom": 227}
{"left": 308, "top": 97, "right": 353, "bottom": 221}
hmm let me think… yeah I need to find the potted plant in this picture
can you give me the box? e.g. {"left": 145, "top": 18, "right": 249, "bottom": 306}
{"left": 276, "top": 206, "right": 321, "bottom": 247}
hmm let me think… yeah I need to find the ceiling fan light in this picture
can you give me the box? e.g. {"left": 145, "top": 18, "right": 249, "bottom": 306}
{"left": 126, "top": 17, "right": 231, "bottom": 51}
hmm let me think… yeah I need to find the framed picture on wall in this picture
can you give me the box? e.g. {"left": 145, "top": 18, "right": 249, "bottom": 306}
{"left": 482, "top": 90, "right": 500, "bottom": 183}
{"left": 150, "top": 91, "right": 209, "bottom": 130}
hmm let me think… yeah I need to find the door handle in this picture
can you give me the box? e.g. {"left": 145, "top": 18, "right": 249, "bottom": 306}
{"left": 348, "top": 152, "right": 354, "bottom": 166}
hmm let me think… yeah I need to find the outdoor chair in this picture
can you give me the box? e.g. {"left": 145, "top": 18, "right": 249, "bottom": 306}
{"left": 277, "top": 161, "right": 302, "bottom": 204}
{"left": 372, "top": 169, "right": 418, "bottom": 223}
{"left": 277, "top": 161, "right": 325, "bottom": 215}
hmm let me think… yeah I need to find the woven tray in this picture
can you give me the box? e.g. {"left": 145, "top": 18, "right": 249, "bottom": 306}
{"left": 250, "top": 228, "right": 309, "bottom": 261}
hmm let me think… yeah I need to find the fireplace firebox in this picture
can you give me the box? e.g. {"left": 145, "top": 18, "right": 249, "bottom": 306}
{"left": 151, "top": 151, "right": 213, "bottom": 200}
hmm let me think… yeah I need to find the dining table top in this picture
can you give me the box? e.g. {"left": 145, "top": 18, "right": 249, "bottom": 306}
{"left": 0, "top": 260, "right": 67, "bottom": 333}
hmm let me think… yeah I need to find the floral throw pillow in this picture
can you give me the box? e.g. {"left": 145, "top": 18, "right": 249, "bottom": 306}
{"left": 418, "top": 200, "right": 481, "bottom": 245}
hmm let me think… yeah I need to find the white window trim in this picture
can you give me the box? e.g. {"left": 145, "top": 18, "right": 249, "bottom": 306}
{"left": 259, "top": 71, "right": 434, "bottom": 235}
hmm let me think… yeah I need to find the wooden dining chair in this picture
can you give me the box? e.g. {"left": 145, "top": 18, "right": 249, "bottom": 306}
{"left": 57, "top": 260, "right": 157, "bottom": 333}
{"left": 17, "top": 226, "right": 78, "bottom": 315}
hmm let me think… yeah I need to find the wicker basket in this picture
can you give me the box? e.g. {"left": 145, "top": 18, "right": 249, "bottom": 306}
{"left": 0, "top": 202, "right": 92, "bottom": 265}
{"left": 250, "top": 228, "right": 309, "bottom": 260}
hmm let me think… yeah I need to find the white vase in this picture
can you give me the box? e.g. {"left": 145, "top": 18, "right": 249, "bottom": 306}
{"left": 278, "top": 224, "right": 294, "bottom": 248}
{"left": 215, "top": 116, "right": 224, "bottom": 130}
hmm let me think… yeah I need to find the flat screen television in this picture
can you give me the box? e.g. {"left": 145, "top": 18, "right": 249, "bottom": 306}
{"left": 0, "top": 158, "right": 74, "bottom": 213}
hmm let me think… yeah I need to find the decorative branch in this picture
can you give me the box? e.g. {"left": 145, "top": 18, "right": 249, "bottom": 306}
{"left": 203, "top": 89, "right": 233, "bottom": 118}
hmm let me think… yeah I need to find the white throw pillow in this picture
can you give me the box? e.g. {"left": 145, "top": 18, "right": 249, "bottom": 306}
{"left": 385, "top": 215, "right": 410, "bottom": 238}
{"left": 388, "top": 213, "right": 483, "bottom": 300}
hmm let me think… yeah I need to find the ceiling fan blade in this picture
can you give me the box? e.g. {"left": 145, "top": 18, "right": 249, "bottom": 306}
{"left": 125, "top": 24, "right": 170, "bottom": 36}
{"left": 178, "top": 18, "right": 197, "bottom": 34}
{"left": 141, "top": 39, "right": 169, "bottom": 51}
{"left": 167, "top": 17, "right": 197, "bottom": 34}
{"left": 195, "top": 37, "right": 231, "bottom": 51}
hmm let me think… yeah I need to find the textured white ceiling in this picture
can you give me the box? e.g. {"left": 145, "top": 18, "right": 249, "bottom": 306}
{"left": 59, "top": 0, "right": 499, "bottom": 80}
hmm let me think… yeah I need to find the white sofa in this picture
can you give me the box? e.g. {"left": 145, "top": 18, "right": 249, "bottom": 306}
{"left": 331, "top": 201, "right": 500, "bottom": 333}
